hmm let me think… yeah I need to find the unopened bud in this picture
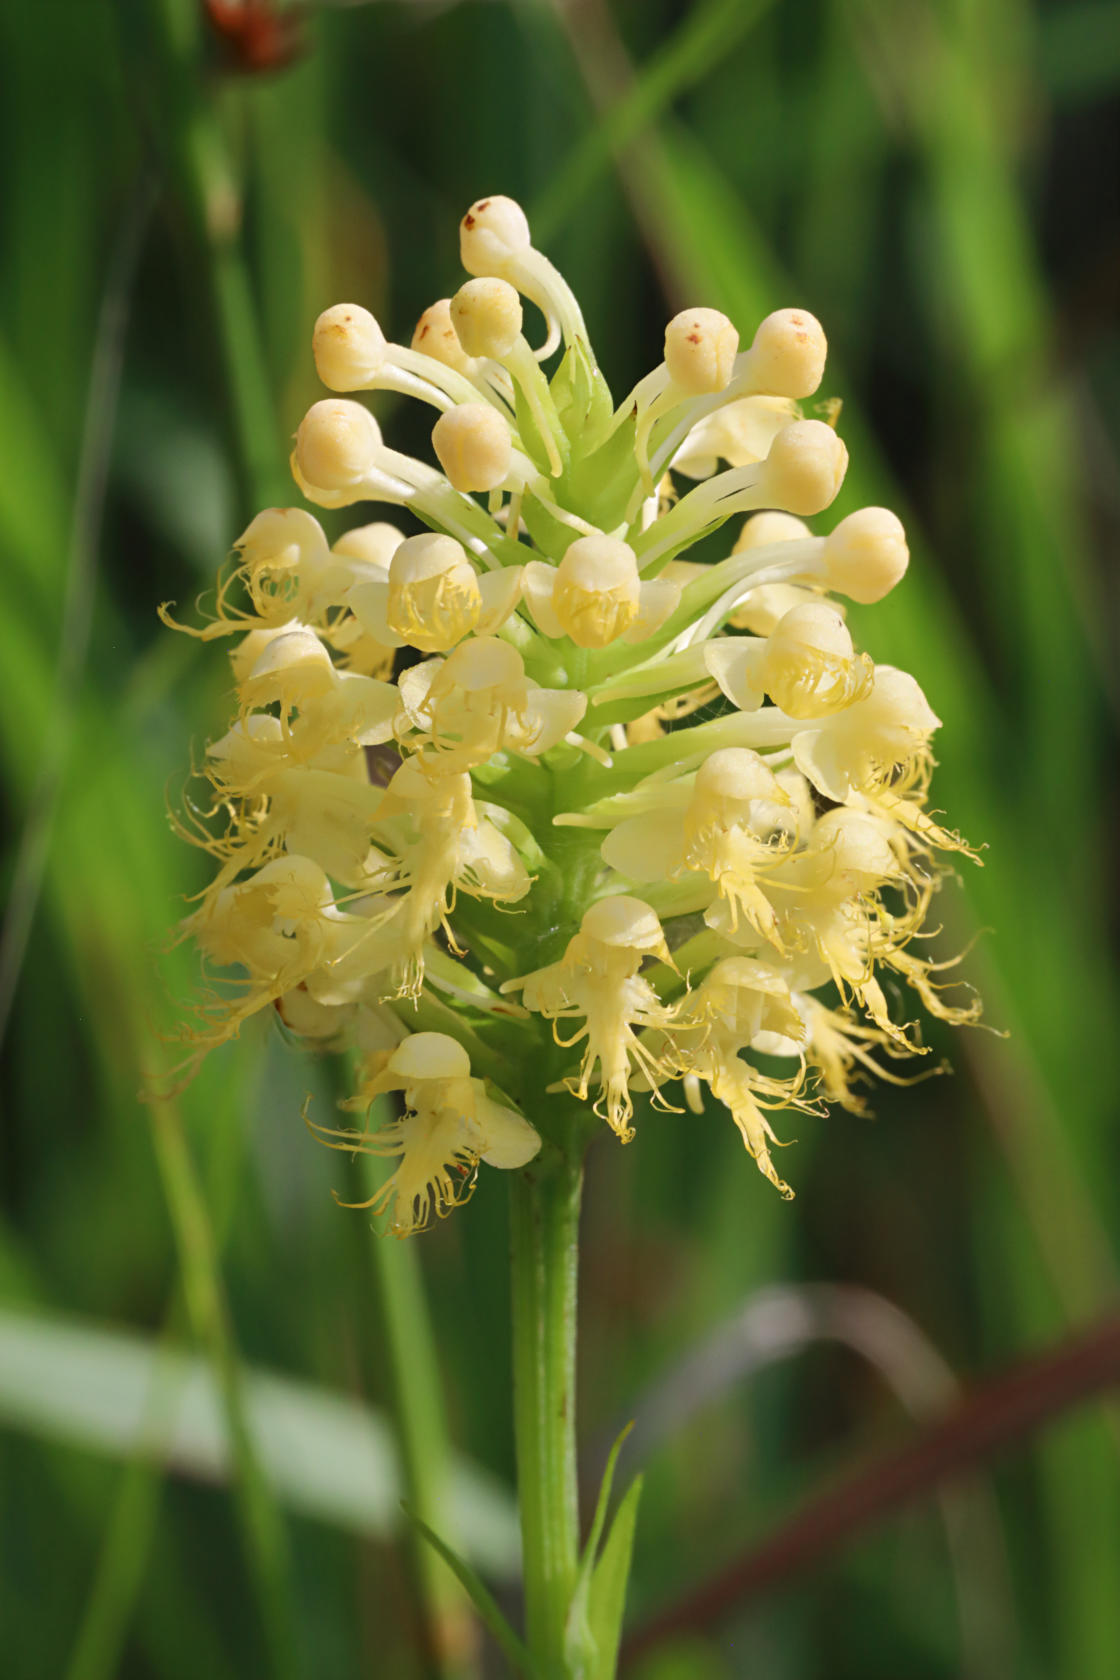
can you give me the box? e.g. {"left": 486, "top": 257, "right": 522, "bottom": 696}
{"left": 431, "top": 403, "right": 512, "bottom": 491}
{"left": 554, "top": 536, "right": 641, "bottom": 648}
{"left": 733, "top": 511, "right": 812, "bottom": 553}
{"left": 451, "top": 278, "right": 523, "bottom": 359}
{"left": 664, "top": 308, "right": 739, "bottom": 394}
{"left": 312, "top": 304, "right": 386, "bottom": 390}
{"left": 758, "top": 420, "right": 848, "bottom": 516}
{"left": 821, "top": 508, "right": 908, "bottom": 604}
{"left": 412, "top": 299, "right": 478, "bottom": 373}
{"left": 747, "top": 309, "right": 827, "bottom": 398}
{"left": 295, "top": 399, "right": 381, "bottom": 492}
{"left": 460, "top": 195, "right": 532, "bottom": 277}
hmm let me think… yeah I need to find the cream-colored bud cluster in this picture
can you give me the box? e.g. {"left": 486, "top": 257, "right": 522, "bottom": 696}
{"left": 162, "top": 194, "right": 981, "bottom": 1234}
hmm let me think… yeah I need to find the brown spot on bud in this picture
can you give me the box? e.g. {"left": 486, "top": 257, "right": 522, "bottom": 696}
{"left": 464, "top": 213, "right": 476, "bottom": 229}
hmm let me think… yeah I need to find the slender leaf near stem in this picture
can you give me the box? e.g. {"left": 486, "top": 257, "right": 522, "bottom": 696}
{"left": 148, "top": 1085, "right": 300, "bottom": 1680}
{"left": 343, "top": 1075, "right": 479, "bottom": 1680}
{"left": 405, "top": 1507, "right": 539, "bottom": 1680}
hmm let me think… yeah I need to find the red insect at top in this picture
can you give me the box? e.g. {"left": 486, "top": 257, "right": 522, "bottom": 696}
{"left": 203, "top": 0, "right": 305, "bottom": 75}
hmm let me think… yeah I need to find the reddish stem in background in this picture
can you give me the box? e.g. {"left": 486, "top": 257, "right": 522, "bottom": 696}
{"left": 624, "top": 1312, "right": 1120, "bottom": 1665}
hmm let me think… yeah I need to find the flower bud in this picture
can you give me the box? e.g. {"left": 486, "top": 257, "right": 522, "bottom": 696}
{"left": 412, "top": 299, "right": 479, "bottom": 374}
{"left": 746, "top": 309, "right": 827, "bottom": 398}
{"left": 431, "top": 403, "right": 513, "bottom": 491}
{"left": 459, "top": 195, "right": 532, "bottom": 277}
{"left": 451, "top": 278, "right": 523, "bottom": 359}
{"left": 762, "top": 601, "right": 870, "bottom": 718}
{"left": 312, "top": 304, "right": 387, "bottom": 391}
{"left": 332, "top": 522, "right": 404, "bottom": 568}
{"left": 757, "top": 420, "right": 848, "bottom": 516}
{"left": 733, "top": 511, "right": 812, "bottom": 553}
{"left": 295, "top": 399, "right": 381, "bottom": 492}
{"left": 387, "top": 532, "right": 481, "bottom": 652}
{"left": 553, "top": 536, "right": 641, "bottom": 648}
{"left": 664, "top": 308, "right": 739, "bottom": 394}
{"left": 821, "top": 508, "right": 909, "bottom": 604}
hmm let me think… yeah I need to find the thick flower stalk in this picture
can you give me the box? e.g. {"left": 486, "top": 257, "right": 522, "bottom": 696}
{"left": 162, "top": 193, "right": 982, "bottom": 1674}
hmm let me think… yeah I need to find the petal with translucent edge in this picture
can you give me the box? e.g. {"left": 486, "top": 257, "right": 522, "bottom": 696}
{"left": 517, "top": 689, "right": 588, "bottom": 755}
{"left": 460, "top": 821, "right": 532, "bottom": 902}
{"left": 318, "top": 672, "right": 402, "bottom": 746}
{"left": 347, "top": 579, "right": 406, "bottom": 648}
{"left": 601, "top": 812, "right": 686, "bottom": 881}
{"left": 521, "top": 561, "right": 564, "bottom": 637}
{"left": 474, "top": 1093, "right": 541, "bottom": 1168}
{"left": 477, "top": 565, "right": 525, "bottom": 632}
{"left": 703, "top": 639, "right": 766, "bottom": 711}
{"left": 790, "top": 726, "right": 853, "bottom": 802}
{"left": 397, "top": 659, "right": 440, "bottom": 727}
{"left": 623, "top": 577, "right": 682, "bottom": 643}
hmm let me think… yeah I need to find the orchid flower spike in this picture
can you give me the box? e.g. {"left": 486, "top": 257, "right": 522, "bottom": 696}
{"left": 162, "top": 192, "right": 984, "bottom": 1228}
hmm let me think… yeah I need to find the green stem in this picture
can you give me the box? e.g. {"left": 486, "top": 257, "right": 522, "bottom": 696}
{"left": 509, "top": 1126, "right": 585, "bottom": 1677}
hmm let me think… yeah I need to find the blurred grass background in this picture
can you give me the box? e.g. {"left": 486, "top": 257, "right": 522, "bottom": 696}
{"left": 1, "top": 0, "right": 1118, "bottom": 1675}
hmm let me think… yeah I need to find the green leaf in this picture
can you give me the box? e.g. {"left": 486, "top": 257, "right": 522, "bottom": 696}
{"left": 588, "top": 1475, "right": 644, "bottom": 1680}
{"left": 564, "top": 1422, "right": 635, "bottom": 1676}
{"left": 402, "top": 1503, "right": 539, "bottom": 1678}
{"left": 551, "top": 339, "right": 614, "bottom": 453}
{"left": 0, "top": 1309, "right": 520, "bottom": 1577}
